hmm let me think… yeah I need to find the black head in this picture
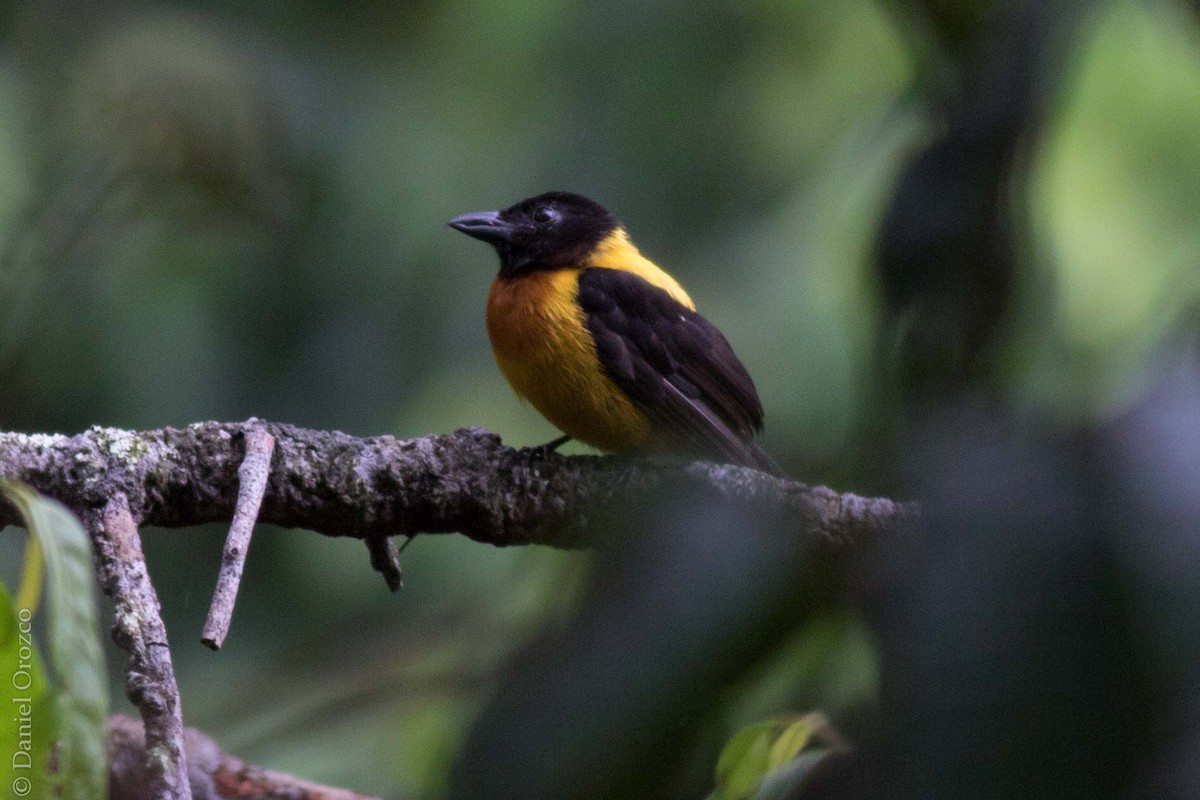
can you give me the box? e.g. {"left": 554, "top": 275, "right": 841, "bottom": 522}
{"left": 449, "top": 191, "right": 621, "bottom": 276}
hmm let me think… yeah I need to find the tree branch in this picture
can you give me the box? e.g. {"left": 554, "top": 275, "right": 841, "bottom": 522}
{"left": 90, "top": 495, "right": 192, "bottom": 800}
{"left": 0, "top": 421, "right": 911, "bottom": 549}
{"left": 5, "top": 420, "right": 909, "bottom": 800}
{"left": 107, "top": 713, "right": 383, "bottom": 800}
{"left": 0, "top": 421, "right": 910, "bottom": 551}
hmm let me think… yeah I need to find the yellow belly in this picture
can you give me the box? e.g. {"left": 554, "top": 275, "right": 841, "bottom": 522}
{"left": 486, "top": 268, "right": 653, "bottom": 453}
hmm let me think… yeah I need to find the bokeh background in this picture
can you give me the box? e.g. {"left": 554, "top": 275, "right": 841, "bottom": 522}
{"left": 3, "top": 0, "right": 1200, "bottom": 797}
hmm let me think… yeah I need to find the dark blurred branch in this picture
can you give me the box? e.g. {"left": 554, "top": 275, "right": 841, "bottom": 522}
{"left": 876, "top": 0, "right": 1095, "bottom": 389}
{"left": 0, "top": 160, "right": 133, "bottom": 372}
{"left": 0, "top": 421, "right": 912, "bottom": 552}
{"left": 107, "top": 713, "right": 383, "bottom": 800}
{"left": 90, "top": 495, "right": 192, "bottom": 800}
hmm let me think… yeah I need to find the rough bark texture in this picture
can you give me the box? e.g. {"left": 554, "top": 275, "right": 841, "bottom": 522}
{"left": 107, "top": 714, "right": 382, "bottom": 800}
{"left": 201, "top": 426, "right": 275, "bottom": 649}
{"left": 0, "top": 421, "right": 911, "bottom": 549}
{"left": 90, "top": 495, "right": 192, "bottom": 800}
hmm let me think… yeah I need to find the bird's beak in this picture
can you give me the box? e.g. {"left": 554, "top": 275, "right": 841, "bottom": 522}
{"left": 448, "top": 210, "right": 515, "bottom": 244}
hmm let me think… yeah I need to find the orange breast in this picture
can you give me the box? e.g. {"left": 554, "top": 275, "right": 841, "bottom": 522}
{"left": 486, "top": 269, "right": 653, "bottom": 452}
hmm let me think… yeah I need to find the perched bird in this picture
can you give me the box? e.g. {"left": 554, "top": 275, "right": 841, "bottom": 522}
{"left": 449, "top": 191, "right": 783, "bottom": 476}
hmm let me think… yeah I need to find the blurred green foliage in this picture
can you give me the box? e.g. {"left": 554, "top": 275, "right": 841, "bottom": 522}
{"left": 1, "top": 483, "right": 109, "bottom": 800}
{"left": 1, "top": 0, "right": 1199, "bottom": 797}
{"left": 0, "top": 583, "right": 54, "bottom": 800}
{"left": 707, "top": 713, "right": 840, "bottom": 800}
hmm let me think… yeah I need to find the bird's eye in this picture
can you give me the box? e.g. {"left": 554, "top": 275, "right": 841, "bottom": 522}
{"left": 532, "top": 206, "right": 559, "bottom": 224}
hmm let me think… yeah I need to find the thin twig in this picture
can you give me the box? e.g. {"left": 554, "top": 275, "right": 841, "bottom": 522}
{"left": 90, "top": 494, "right": 192, "bottom": 800}
{"left": 201, "top": 424, "right": 275, "bottom": 650}
{"left": 366, "top": 535, "right": 404, "bottom": 592}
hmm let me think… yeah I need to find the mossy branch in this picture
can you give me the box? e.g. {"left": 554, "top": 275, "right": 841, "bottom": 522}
{"left": 0, "top": 420, "right": 911, "bottom": 551}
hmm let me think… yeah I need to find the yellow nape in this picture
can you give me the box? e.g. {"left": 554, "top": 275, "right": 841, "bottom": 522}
{"left": 587, "top": 229, "right": 696, "bottom": 310}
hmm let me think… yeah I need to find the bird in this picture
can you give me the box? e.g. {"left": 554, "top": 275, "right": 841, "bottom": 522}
{"left": 449, "top": 191, "right": 784, "bottom": 476}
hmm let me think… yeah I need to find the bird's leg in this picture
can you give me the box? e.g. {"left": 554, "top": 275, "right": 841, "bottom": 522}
{"left": 533, "top": 434, "right": 571, "bottom": 457}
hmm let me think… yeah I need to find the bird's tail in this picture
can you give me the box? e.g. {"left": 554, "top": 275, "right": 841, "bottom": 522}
{"left": 741, "top": 440, "right": 787, "bottom": 478}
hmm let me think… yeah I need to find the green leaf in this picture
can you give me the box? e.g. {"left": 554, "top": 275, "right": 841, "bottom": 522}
{"left": 1, "top": 482, "right": 109, "bottom": 800}
{"left": 713, "top": 713, "right": 842, "bottom": 800}
{"left": 712, "top": 720, "right": 788, "bottom": 800}
{"left": 766, "top": 714, "right": 822, "bottom": 770}
{"left": 0, "top": 582, "right": 55, "bottom": 800}
{"left": 15, "top": 536, "right": 43, "bottom": 617}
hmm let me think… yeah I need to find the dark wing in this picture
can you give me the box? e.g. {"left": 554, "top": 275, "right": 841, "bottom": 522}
{"left": 577, "top": 267, "right": 784, "bottom": 475}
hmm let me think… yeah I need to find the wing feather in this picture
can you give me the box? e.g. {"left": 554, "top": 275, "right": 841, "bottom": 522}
{"left": 577, "top": 267, "right": 783, "bottom": 475}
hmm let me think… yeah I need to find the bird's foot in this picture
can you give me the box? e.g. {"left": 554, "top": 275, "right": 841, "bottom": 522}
{"left": 530, "top": 435, "right": 571, "bottom": 459}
